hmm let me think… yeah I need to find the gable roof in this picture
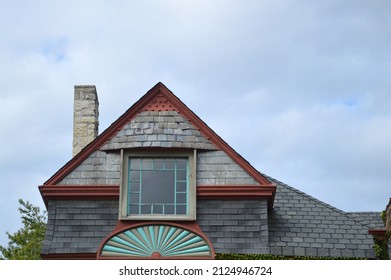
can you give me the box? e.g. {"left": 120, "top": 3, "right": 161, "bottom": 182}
{"left": 44, "top": 82, "right": 273, "bottom": 188}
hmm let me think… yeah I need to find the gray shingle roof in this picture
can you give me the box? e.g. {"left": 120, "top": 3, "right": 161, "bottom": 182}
{"left": 264, "top": 173, "right": 380, "bottom": 258}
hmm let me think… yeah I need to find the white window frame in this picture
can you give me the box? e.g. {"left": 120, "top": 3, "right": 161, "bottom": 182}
{"left": 119, "top": 149, "right": 196, "bottom": 221}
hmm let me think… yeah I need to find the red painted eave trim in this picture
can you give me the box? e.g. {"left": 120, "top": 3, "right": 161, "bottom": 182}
{"left": 39, "top": 185, "right": 119, "bottom": 207}
{"left": 39, "top": 184, "right": 276, "bottom": 207}
{"left": 368, "top": 229, "right": 387, "bottom": 236}
{"left": 197, "top": 185, "right": 276, "bottom": 209}
{"left": 197, "top": 185, "right": 275, "bottom": 198}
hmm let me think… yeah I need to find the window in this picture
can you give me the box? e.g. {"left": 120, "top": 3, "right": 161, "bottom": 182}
{"left": 120, "top": 150, "right": 196, "bottom": 221}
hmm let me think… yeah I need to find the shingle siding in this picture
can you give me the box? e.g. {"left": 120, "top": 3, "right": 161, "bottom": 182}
{"left": 197, "top": 151, "right": 260, "bottom": 185}
{"left": 58, "top": 150, "right": 258, "bottom": 187}
{"left": 43, "top": 199, "right": 269, "bottom": 255}
{"left": 42, "top": 200, "right": 118, "bottom": 255}
{"left": 197, "top": 200, "right": 269, "bottom": 254}
{"left": 58, "top": 151, "right": 120, "bottom": 185}
{"left": 101, "top": 111, "right": 216, "bottom": 150}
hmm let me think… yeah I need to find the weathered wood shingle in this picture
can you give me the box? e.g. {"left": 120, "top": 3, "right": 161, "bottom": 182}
{"left": 42, "top": 200, "right": 118, "bottom": 255}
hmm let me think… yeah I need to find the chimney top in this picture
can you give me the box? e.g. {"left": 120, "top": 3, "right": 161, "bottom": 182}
{"left": 72, "top": 85, "right": 99, "bottom": 157}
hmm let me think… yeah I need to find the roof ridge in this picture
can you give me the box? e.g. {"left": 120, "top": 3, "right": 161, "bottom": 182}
{"left": 261, "top": 172, "right": 347, "bottom": 214}
{"left": 347, "top": 211, "right": 381, "bottom": 214}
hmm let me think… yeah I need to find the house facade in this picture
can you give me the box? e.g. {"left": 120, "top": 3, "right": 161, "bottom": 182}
{"left": 39, "top": 83, "right": 383, "bottom": 259}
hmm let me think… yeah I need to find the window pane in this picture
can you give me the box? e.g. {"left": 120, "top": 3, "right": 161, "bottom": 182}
{"left": 165, "top": 205, "right": 175, "bottom": 215}
{"left": 177, "top": 170, "right": 187, "bottom": 181}
{"left": 141, "top": 170, "right": 175, "bottom": 204}
{"left": 129, "top": 181, "right": 140, "bottom": 192}
{"left": 127, "top": 156, "right": 190, "bottom": 217}
{"left": 129, "top": 194, "right": 139, "bottom": 204}
{"left": 176, "top": 193, "right": 187, "bottom": 204}
{"left": 129, "top": 204, "right": 139, "bottom": 214}
{"left": 176, "top": 159, "right": 187, "bottom": 170}
{"left": 130, "top": 171, "right": 140, "bottom": 181}
{"left": 176, "top": 205, "right": 187, "bottom": 215}
{"left": 154, "top": 159, "right": 164, "bottom": 169}
{"left": 142, "top": 159, "right": 153, "bottom": 169}
{"left": 130, "top": 159, "right": 141, "bottom": 170}
{"left": 153, "top": 205, "right": 163, "bottom": 214}
{"left": 141, "top": 204, "right": 151, "bottom": 214}
{"left": 165, "top": 159, "right": 175, "bottom": 169}
{"left": 177, "top": 182, "right": 187, "bottom": 192}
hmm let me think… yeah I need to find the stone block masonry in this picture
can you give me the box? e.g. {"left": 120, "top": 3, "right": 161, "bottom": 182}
{"left": 73, "top": 85, "right": 99, "bottom": 157}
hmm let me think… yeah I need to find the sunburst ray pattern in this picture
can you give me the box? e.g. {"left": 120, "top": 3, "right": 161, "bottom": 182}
{"left": 100, "top": 225, "right": 212, "bottom": 257}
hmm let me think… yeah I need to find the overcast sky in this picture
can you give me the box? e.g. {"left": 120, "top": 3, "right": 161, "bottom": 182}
{"left": 1, "top": 0, "right": 390, "bottom": 247}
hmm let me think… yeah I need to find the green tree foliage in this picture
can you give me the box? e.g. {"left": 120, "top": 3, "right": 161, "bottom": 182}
{"left": 0, "top": 199, "right": 47, "bottom": 260}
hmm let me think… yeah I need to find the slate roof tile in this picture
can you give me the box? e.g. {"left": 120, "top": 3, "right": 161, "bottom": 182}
{"left": 263, "top": 173, "right": 381, "bottom": 258}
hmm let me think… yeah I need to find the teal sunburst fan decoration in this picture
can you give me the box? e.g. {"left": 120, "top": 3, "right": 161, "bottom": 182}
{"left": 100, "top": 225, "right": 212, "bottom": 258}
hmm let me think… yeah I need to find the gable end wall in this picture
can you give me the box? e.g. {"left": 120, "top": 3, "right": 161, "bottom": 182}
{"left": 58, "top": 150, "right": 259, "bottom": 187}
{"left": 101, "top": 111, "right": 216, "bottom": 150}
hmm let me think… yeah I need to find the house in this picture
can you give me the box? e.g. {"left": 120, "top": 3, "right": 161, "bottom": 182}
{"left": 39, "top": 82, "right": 384, "bottom": 259}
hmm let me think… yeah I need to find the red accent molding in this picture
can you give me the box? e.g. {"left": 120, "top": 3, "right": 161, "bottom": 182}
{"left": 368, "top": 229, "right": 387, "bottom": 235}
{"left": 197, "top": 185, "right": 276, "bottom": 200}
{"left": 41, "top": 253, "right": 96, "bottom": 260}
{"left": 39, "top": 184, "right": 275, "bottom": 206}
{"left": 39, "top": 184, "right": 276, "bottom": 210}
{"left": 96, "top": 221, "right": 215, "bottom": 260}
{"left": 197, "top": 185, "right": 276, "bottom": 209}
{"left": 39, "top": 185, "right": 119, "bottom": 207}
{"left": 368, "top": 228, "right": 388, "bottom": 239}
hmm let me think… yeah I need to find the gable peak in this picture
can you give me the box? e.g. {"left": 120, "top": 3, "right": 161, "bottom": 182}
{"left": 139, "top": 82, "right": 180, "bottom": 112}
{"left": 141, "top": 92, "right": 176, "bottom": 112}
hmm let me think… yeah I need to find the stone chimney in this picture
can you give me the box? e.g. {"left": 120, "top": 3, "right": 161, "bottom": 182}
{"left": 73, "top": 85, "right": 99, "bottom": 157}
